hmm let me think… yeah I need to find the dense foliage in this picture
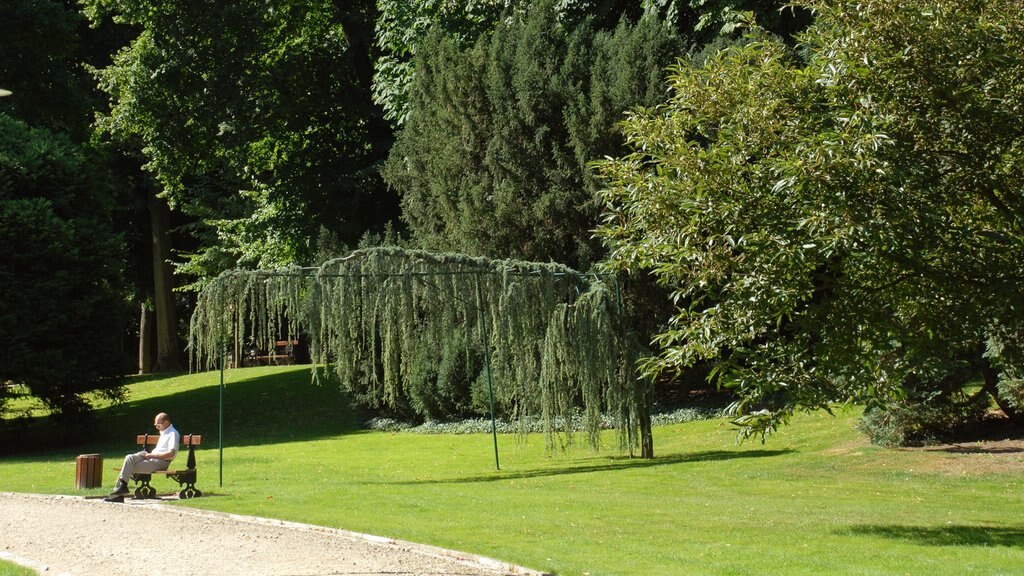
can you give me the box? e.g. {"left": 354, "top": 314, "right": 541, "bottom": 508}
{"left": 373, "top": 0, "right": 508, "bottom": 126}
{"left": 0, "top": 0, "right": 116, "bottom": 141}
{"left": 85, "top": 0, "right": 397, "bottom": 274}
{"left": 15, "top": 0, "right": 1022, "bottom": 449}
{"left": 384, "top": 0, "right": 682, "bottom": 270}
{"left": 0, "top": 0, "right": 139, "bottom": 422}
{"left": 372, "top": 0, "right": 809, "bottom": 127}
{"left": 597, "top": 0, "right": 1024, "bottom": 443}
{"left": 190, "top": 247, "right": 651, "bottom": 455}
{"left": 3, "top": 0, "right": 804, "bottom": 427}
{"left": 0, "top": 115, "right": 130, "bottom": 420}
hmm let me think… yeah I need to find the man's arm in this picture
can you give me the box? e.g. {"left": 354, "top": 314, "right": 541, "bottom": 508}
{"left": 142, "top": 448, "right": 176, "bottom": 460}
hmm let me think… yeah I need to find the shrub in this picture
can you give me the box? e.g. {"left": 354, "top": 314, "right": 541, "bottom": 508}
{"left": 859, "top": 387, "right": 989, "bottom": 447}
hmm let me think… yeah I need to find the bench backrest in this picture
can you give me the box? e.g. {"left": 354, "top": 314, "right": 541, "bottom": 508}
{"left": 135, "top": 433, "right": 202, "bottom": 470}
{"left": 135, "top": 434, "right": 202, "bottom": 447}
{"left": 273, "top": 340, "right": 298, "bottom": 355}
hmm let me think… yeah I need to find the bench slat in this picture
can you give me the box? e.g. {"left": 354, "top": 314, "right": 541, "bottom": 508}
{"left": 134, "top": 434, "right": 202, "bottom": 446}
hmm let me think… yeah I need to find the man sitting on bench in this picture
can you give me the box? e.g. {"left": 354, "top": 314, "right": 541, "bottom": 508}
{"left": 106, "top": 412, "right": 180, "bottom": 500}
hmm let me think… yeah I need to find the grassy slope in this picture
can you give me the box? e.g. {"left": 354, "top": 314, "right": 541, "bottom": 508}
{"left": 2, "top": 366, "right": 1022, "bottom": 575}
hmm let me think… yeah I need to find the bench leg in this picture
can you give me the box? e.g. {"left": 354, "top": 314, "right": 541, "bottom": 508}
{"left": 131, "top": 471, "right": 202, "bottom": 499}
{"left": 178, "top": 486, "right": 203, "bottom": 499}
{"left": 167, "top": 470, "right": 202, "bottom": 499}
{"left": 131, "top": 474, "right": 158, "bottom": 499}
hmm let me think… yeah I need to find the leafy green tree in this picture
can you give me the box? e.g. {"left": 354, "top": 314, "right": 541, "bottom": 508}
{"left": 0, "top": 115, "right": 130, "bottom": 421}
{"left": 373, "top": 0, "right": 508, "bottom": 126}
{"left": 85, "top": 0, "right": 397, "bottom": 273}
{"left": 596, "top": 0, "right": 1024, "bottom": 442}
{"left": 385, "top": 0, "right": 682, "bottom": 270}
{"left": 681, "top": 0, "right": 811, "bottom": 40}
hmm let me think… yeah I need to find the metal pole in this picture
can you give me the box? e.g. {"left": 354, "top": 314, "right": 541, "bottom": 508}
{"left": 474, "top": 273, "right": 500, "bottom": 471}
{"left": 218, "top": 277, "right": 225, "bottom": 488}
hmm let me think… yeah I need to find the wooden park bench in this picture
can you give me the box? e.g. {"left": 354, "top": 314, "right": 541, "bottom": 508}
{"left": 245, "top": 339, "right": 299, "bottom": 366}
{"left": 118, "top": 433, "right": 203, "bottom": 499}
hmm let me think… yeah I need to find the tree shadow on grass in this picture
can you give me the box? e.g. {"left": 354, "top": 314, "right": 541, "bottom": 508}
{"left": 377, "top": 449, "right": 792, "bottom": 485}
{"left": 841, "top": 524, "right": 1024, "bottom": 548}
{"left": 0, "top": 366, "right": 362, "bottom": 459}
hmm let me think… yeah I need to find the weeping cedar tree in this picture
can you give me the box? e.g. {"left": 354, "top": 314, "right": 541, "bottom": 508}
{"left": 190, "top": 247, "right": 653, "bottom": 457}
{"left": 384, "top": 0, "right": 682, "bottom": 271}
{"left": 0, "top": 115, "right": 131, "bottom": 423}
{"left": 596, "top": 0, "right": 1024, "bottom": 445}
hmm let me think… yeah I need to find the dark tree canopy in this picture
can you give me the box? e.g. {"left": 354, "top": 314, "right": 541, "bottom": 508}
{"left": 0, "top": 115, "right": 130, "bottom": 420}
{"left": 1, "top": 0, "right": 94, "bottom": 140}
{"left": 0, "top": 1, "right": 137, "bottom": 423}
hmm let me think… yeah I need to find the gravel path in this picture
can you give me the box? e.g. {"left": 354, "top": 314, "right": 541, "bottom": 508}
{"left": 0, "top": 493, "right": 542, "bottom": 576}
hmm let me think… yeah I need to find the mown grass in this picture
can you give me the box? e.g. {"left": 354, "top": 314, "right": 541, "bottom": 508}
{"left": 0, "top": 559, "right": 36, "bottom": 576}
{"left": 2, "top": 366, "right": 1023, "bottom": 575}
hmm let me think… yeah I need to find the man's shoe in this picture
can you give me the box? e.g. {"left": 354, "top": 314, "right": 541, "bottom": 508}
{"left": 109, "top": 481, "right": 129, "bottom": 496}
{"left": 103, "top": 494, "right": 125, "bottom": 503}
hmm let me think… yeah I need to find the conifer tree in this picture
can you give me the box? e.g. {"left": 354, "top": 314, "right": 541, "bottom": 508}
{"left": 190, "top": 247, "right": 652, "bottom": 456}
{"left": 384, "top": 0, "right": 681, "bottom": 271}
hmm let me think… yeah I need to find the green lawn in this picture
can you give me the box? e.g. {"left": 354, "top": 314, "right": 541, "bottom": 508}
{"left": 0, "top": 559, "right": 36, "bottom": 576}
{"left": 2, "top": 366, "right": 1023, "bottom": 575}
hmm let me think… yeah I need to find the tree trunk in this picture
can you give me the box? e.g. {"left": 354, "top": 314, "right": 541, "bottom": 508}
{"left": 138, "top": 302, "right": 154, "bottom": 374}
{"left": 980, "top": 358, "right": 1022, "bottom": 424}
{"left": 640, "top": 410, "right": 654, "bottom": 458}
{"left": 148, "top": 194, "right": 183, "bottom": 373}
{"left": 639, "top": 380, "right": 654, "bottom": 458}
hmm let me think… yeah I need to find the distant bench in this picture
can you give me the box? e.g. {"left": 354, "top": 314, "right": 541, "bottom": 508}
{"left": 117, "top": 433, "right": 203, "bottom": 499}
{"left": 245, "top": 339, "right": 299, "bottom": 366}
